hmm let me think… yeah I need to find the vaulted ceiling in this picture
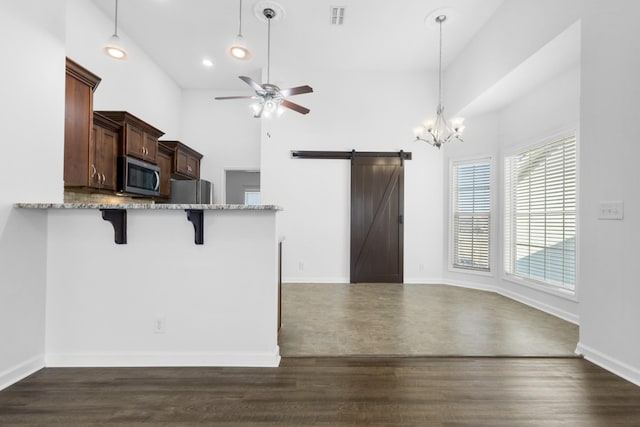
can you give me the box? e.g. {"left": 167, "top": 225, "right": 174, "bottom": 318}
{"left": 91, "top": 0, "right": 505, "bottom": 89}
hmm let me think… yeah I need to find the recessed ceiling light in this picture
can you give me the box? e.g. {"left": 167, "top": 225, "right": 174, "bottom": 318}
{"left": 202, "top": 58, "right": 214, "bottom": 67}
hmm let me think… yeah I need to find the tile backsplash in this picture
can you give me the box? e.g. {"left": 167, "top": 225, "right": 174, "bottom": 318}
{"left": 64, "top": 190, "right": 154, "bottom": 205}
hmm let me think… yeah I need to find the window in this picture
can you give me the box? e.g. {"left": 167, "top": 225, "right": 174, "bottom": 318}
{"left": 451, "top": 159, "right": 491, "bottom": 272}
{"left": 244, "top": 191, "right": 261, "bottom": 205}
{"left": 504, "top": 135, "right": 577, "bottom": 291}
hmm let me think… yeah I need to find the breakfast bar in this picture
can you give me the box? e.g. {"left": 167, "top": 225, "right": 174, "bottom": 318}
{"left": 14, "top": 203, "right": 282, "bottom": 368}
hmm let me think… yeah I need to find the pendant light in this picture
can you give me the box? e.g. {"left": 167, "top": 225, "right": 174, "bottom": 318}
{"left": 228, "top": 0, "right": 251, "bottom": 60}
{"left": 103, "top": 0, "right": 128, "bottom": 60}
{"left": 414, "top": 15, "right": 464, "bottom": 148}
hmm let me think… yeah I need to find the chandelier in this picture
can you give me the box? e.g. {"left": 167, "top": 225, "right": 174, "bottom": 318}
{"left": 415, "top": 15, "right": 464, "bottom": 148}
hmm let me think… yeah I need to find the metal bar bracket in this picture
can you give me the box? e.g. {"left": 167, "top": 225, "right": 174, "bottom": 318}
{"left": 101, "top": 209, "right": 127, "bottom": 244}
{"left": 186, "top": 209, "right": 204, "bottom": 245}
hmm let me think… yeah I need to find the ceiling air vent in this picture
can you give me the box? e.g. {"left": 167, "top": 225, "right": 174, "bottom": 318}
{"left": 330, "top": 6, "right": 345, "bottom": 25}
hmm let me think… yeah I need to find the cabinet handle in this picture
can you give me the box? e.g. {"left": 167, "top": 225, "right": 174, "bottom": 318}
{"left": 102, "top": 174, "right": 106, "bottom": 184}
{"left": 187, "top": 165, "right": 192, "bottom": 172}
{"left": 91, "top": 165, "right": 97, "bottom": 181}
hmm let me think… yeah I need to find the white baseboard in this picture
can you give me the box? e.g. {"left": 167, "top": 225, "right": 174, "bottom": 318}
{"left": 440, "top": 279, "right": 498, "bottom": 293}
{"left": 283, "top": 277, "right": 349, "bottom": 284}
{"left": 45, "top": 349, "right": 281, "bottom": 368}
{"left": 403, "top": 278, "right": 445, "bottom": 285}
{"left": 497, "top": 287, "right": 579, "bottom": 324}
{"left": 0, "top": 354, "right": 45, "bottom": 391}
{"left": 438, "top": 279, "right": 578, "bottom": 324}
{"left": 576, "top": 342, "right": 640, "bottom": 387}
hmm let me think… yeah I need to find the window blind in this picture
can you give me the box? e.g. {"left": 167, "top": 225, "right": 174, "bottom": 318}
{"left": 452, "top": 160, "right": 490, "bottom": 271}
{"left": 504, "top": 135, "right": 576, "bottom": 290}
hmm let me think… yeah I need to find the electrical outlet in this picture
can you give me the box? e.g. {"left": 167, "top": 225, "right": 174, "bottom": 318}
{"left": 298, "top": 261, "right": 304, "bottom": 271}
{"left": 419, "top": 263, "right": 425, "bottom": 272}
{"left": 154, "top": 317, "right": 166, "bottom": 334}
{"left": 598, "top": 201, "right": 624, "bottom": 220}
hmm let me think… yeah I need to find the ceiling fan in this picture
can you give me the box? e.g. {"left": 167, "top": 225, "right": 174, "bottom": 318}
{"left": 215, "top": 7, "right": 313, "bottom": 118}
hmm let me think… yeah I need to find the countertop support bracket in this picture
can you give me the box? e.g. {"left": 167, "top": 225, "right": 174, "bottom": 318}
{"left": 100, "top": 209, "right": 127, "bottom": 244}
{"left": 186, "top": 209, "right": 204, "bottom": 245}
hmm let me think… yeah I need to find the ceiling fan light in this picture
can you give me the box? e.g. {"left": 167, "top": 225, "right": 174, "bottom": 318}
{"left": 104, "top": 34, "right": 128, "bottom": 60}
{"left": 264, "top": 99, "right": 278, "bottom": 113}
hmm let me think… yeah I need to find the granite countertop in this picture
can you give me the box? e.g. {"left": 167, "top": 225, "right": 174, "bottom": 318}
{"left": 15, "top": 203, "right": 282, "bottom": 211}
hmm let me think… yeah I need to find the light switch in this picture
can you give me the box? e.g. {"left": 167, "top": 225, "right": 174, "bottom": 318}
{"left": 598, "top": 201, "right": 624, "bottom": 220}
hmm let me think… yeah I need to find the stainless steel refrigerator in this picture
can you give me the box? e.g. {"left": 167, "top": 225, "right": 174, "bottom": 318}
{"left": 170, "top": 179, "right": 212, "bottom": 204}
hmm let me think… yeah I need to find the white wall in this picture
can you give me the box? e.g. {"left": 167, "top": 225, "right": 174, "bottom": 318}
{"left": 577, "top": 0, "right": 640, "bottom": 386}
{"left": 45, "top": 209, "right": 280, "bottom": 367}
{"left": 0, "top": 0, "right": 66, "bottom": 389}
{"left": 443, "top": 64, "right": 581, "bottom": 323}
{"left": 445, "top": 0, "right": 582, "bottom": 114}
{"left": 181, "top": 89, "right": 261, "bottom": 204}
{"left": 443, "top": 0, "right": 640, "bottom": 386}
{"left": 259, "top": 69, "right": 444, "bottom": 283}
{"left": 65, "top": 0, "right": 182, "bottom": 138}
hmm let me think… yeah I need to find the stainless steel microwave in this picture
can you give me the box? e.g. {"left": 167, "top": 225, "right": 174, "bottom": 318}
{"left": 118, "top": 156, "right": 160, "bottom": 197}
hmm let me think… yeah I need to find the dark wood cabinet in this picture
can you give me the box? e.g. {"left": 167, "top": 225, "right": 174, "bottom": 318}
{"left": 64, "top": 58, "right": 102, "bottom": 188}
{"left": 158, "top": 140, "right": 203, "bottom": 179}
{"left": 157, "top": 144, "right": 173, "bottom": 199}
{"left": 96, "top": 111, "right": 164, "bottom": 164}
{"left": 90, "top": 113, "right": 120, "bottom": 191}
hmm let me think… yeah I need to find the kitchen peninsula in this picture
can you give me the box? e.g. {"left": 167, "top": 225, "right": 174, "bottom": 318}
{"left": 15, "top": 203, "right": 282, "bottom": 367}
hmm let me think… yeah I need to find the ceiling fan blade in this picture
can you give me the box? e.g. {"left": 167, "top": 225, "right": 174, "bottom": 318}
{"left": 279, "top": 85, "right": 313, "bottom": 97}
{"left": 214, "top": 95, "right": 255, "bottom": 100}
{"left": 281, "top": 99, "right": 310, "bottom": 115}
{"left": 239, "top": 76, "right": 264, "bottom": 92}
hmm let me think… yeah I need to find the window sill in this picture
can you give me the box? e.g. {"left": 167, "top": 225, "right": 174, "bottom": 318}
{"left": 503, "top": 274, "right": 578, "bottom": 302}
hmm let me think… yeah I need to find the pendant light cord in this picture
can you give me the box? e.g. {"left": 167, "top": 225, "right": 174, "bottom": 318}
{"left": 114, "top": 0, "right": 119, "bottom": 36}
{"left": 438, "top": 17, "right": 443, "bottom": 109}
{"left": 238, "top": 0, "right": 243, "bottom": 36}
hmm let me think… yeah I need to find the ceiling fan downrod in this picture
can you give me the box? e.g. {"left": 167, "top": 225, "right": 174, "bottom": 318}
{"left": 263, "top": 8, "right": 275, "bottom": 84}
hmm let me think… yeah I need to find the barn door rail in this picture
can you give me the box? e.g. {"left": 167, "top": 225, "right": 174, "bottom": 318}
{"left": 291, "top": 151, "right": 412, "bottom": 161}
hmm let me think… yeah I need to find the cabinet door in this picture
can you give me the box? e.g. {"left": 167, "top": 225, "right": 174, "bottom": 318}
{"left": 157, "top": 150, "right": 172, "bottom": 198}
{"left": 125, "top": 123, "right": 144, "bottom": 160}
{"left": 90, "top": 126, "right": 118, "bottom": 190}
{"left": 97, "top": 128, "right": 118, "bottom": 191}
{"left": 176, "top": 151, "right": 189, "bottom": 176}
{"left": 65, "top": 74, "right": 93, "bottom": 186}
{"left": 176, "top": 151, "right": 199, "bottom": 178}
{"left": 89, "top": 126, "right": 100, "bottom": 187}
{"left": 185, "top": 155, "right": 199, "bottom": 178}
{"left": 143, "top": 133, "right": 158, "bottom": 163}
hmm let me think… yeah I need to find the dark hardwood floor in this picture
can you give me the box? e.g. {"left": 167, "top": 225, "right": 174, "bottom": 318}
{"left": 1, "top": 357, "right": 640, "bottom": 426}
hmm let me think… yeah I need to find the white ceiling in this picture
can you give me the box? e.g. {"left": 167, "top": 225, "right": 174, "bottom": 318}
{"left": 91, "top": 0, "right": 505, "bottom": 89}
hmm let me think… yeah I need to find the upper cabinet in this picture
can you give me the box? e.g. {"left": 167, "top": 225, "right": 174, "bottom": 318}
{"left": 96, "top": 111, "right": 164, "bottom": 164}
{"left": 91, "top": 113, "right": 120, "bottom": 191}
{"left": 158, "top": 140, "right": 203, "bottom": 180}
{"left": 64, "top": 58, "right": 102, "bottom": 188}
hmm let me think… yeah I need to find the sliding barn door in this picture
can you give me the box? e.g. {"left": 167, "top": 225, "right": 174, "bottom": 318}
{"left": 350, "top": 156, "right": 404, "bottom": 283}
